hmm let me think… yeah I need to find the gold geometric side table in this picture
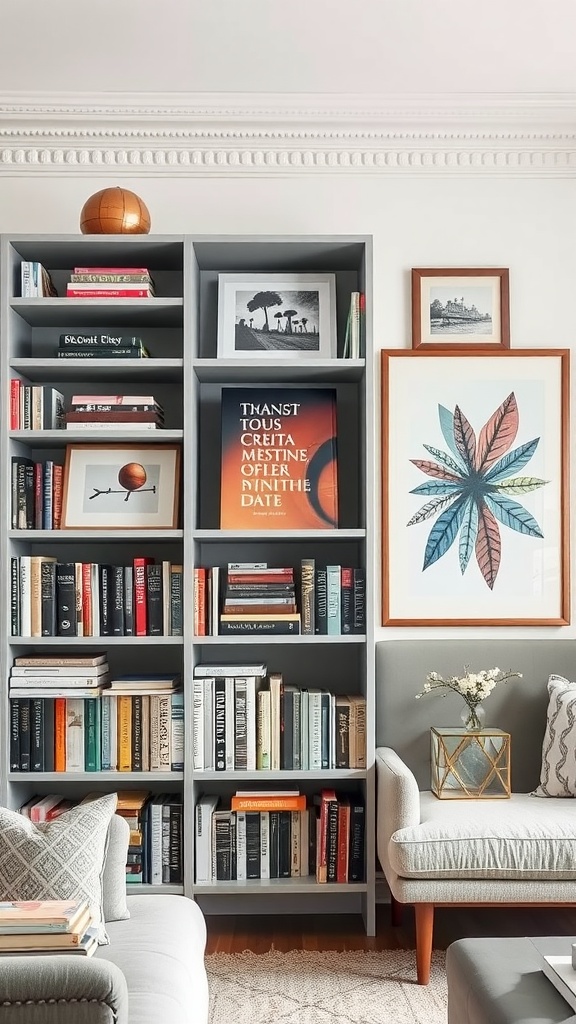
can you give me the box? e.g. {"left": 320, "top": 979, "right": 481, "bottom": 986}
{"left": 430, "top": 727, "right": 511, "bottom": 799}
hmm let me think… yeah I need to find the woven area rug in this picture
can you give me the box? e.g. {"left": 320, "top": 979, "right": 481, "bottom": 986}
{"left": 206, "top": 948, "right": 448, "bottom": 1024}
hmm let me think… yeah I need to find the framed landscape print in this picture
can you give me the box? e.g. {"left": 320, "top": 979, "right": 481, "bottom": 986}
{"left": 61, "top": 444, "right": 181, "bottom": 529}
{"left": 381, "top": 349, "right": 569, "bottom": 625}
{"left": 412, "top": 268, "right": 510, "bottom": 349}
{"left": 217, "top": 272, "right": 337, "bottom": 358}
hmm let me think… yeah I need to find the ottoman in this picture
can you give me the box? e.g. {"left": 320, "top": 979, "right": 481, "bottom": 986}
{"left": 447, "top": 936, "right": 576, "bottom": 1024}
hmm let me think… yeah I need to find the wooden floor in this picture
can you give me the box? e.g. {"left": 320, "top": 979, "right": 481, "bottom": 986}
{"left": 205, "top": 904, "right": 576, "bottom": 954}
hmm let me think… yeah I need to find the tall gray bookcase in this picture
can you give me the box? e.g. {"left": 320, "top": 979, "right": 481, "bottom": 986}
{"left": 0, "top": 233, "right": 376, "bottom": 934}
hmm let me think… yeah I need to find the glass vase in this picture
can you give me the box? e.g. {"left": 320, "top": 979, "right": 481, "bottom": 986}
{"left": 460, "top": 702, "right": 486, "bottom": 732}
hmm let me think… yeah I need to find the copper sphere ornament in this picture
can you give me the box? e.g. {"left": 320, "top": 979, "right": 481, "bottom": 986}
{"left": 80, "top": 187, "right": 151, "bottom": 235}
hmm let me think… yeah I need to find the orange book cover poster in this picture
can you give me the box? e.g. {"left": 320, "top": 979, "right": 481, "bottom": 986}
{"left": 220, "top": 388, "right": 338, "bottom": 529}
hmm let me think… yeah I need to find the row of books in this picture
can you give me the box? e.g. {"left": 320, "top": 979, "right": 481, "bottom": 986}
{"left": 0, "top": 899, "right": 97, "bottom": 957}
{"left": 11, "top": 557, "right": 184, "bottom": 637}
{"left": 64, "top": 391, "right": 164, "bottom": 431}
{"left": 20, "top": 261, "right": 57, "bottom": 298}
{"left": 195, "top": 789, "right": 365, "bottom": 883}
{"left": 9, "top": 687, "right": 183, "bottom": 773}
{"left": 66, "top": 266, "right": 155, "bottom": 299}
{"left": 112, "top": 789, "right": 182, "bottom": 885}
{"left": 9, "top": 382, "right": 65, "bottom": 431}
{"left": 193, "top": 561, "right": 366, "bottom": 636}
{"left": 192, "top": 663, "right": 366, "bottom": 771}
{"left": 11, "top": 458, "right": 63, "bottom": 530}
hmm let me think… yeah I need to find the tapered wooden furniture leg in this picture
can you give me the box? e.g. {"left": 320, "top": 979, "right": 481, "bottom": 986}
{"left": 390, "top": 894, "right": 403, "bottom": 926}
{"left": 414, "top": 903, "right": 434, "bottom": 985}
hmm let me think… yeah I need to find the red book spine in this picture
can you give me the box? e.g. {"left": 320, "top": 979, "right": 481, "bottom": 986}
{"left": 52, "top": 466, "right": 63, "bottom": 530}
{"left": 66, "top": 288, "right": 150, "bottom": 298}
{"left": 82, "top": 563, "right": 92, "bottom": 636}
{"left": 336, "top": 801, "right": 350, "bottom": 883}
{"left": 10, "top": 379, "right": 20, "bottom": 429}
{"left": 134, "top": 557, "right": 153, "bottom": 636}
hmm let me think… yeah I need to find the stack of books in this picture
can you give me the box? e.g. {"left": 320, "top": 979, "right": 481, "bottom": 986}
{"left": 56, "top": 333, "right": 149, "bottom": 359}
{"left": 65, "top": 266, "right": 155, "bottom": 299}
{"left": 220, "top": 563, "right": 301, "bottom": 635}
{"left": 65, "top": 393, "right": 164, "bottom": 431}
{"left": 0, "top": 900, "right": 98, "bottom": 956}
{"left": 114, "top": 790, "right": 150, "bottom": 884}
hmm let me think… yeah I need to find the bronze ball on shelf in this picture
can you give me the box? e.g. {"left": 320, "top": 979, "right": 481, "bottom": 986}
{"left": 79, "top": 187, "right": 151, "bottom": 235}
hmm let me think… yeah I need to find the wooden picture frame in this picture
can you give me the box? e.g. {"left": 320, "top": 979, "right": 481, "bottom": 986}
{"left": 61, "top": 444, "right": 181, "bottom": 530}
{"left": 412, "top": 268, "right": 510, "bottom": 349}
{"left": 216, "top": 272, "right": 337, "bottom": 359}
{"left": 381, "top": 349, "right": 569, "bottom": 625}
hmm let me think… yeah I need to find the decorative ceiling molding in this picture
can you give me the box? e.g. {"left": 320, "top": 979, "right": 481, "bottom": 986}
{"left": 1, "top": 92, "right": 575, "bottom": 175}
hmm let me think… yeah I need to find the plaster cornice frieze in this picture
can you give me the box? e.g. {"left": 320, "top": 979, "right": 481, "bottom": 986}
{"left": 0, "top": 92, "right": 575, "bottom": 175}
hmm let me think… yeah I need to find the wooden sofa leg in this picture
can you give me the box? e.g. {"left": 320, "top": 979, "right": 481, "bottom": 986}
{"left": 390, "top": 894, "right": 403, "bottom": 926}
{"left": 414, "top": 903, "right": 434, "bottom": 985}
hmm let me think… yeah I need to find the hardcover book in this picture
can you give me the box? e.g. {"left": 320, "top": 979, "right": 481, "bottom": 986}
{"left": 220, "top": 387, "right": 338, "bottom": 529}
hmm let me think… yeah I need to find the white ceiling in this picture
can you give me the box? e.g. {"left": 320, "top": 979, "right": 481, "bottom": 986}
{"left": 2, "top": 0, "right": 576, "bottom": 97}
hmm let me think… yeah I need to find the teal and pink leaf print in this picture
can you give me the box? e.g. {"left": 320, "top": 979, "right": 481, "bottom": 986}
{"left": 407, "top": 392, "right": 548, "bottom": 589}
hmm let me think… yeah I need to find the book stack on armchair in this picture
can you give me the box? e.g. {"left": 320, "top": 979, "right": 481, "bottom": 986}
{"left": 0, "top": 899, "right": 98, "bottom": 956}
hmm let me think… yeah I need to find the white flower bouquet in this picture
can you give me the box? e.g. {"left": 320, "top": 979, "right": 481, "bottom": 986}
{"left": 415, "top": 666, "right": 522, "bottom": 730}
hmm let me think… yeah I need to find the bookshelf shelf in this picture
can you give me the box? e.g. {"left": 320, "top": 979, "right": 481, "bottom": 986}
{"left": 1, "top": 232, "right": 374, "bottom": 933}
{"left": 10, "top": 359, "right": 184, "bottom": 383}
{"left": 10, "top": 298, "right": 184, "bottom": 328}
{"left": 134, "top": 883, "right": 184, "bottom": 895}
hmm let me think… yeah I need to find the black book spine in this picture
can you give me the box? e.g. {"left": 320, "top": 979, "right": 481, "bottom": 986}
{"left": 11, "top": 557, "right": 20, "bottom": 636}
{"left": 16, "top": 460, "right": 28, "bottom": 530}
{"left": 56, "top": 562, "right": 76, "bottom": 637}
{"left": 315, "top": 568, "right": 328, "bottom": 634}
{"left": 353, "top": 568, "right": 366, "bottom": 634}
{"left": 146, "top": 564, "right": 163, "bottom": 636}
{"left": 19, "top": 699, "right": 31, "bottom": 771}
{"left": 170, "top": 568, "right": 183, "bottom": 636}
{"left": 245, "top": 812, "right": 261, "bottom": 880}
{"left": 278, "top": 810, "right": 291, "bottom": 878}
{"left": 99, "top": 564, "right": 111, "bottom": 636}
{"left": 214, "top": 678, "right": 226, "bottom": 771}
{"left": 24, "top": 462, "right": 35, "bottom": 530}
{"left": 218, "top": 620, "right": 300, "bottom": 635}
{"left": 340, "top": 567, "right": 354, "bottom": 634}
{"left": 111, "top": 565, "right": 125, "bottom": 636}
{"left": 215, "top": 815, "right": 232, "bottom": 880}
{"left": 124, "top": 566, "right": 134, "bottom": 636}
{"left": 41, "top": 561, "right": 57, "bottom": 636}
{"left": 9, "top": 699, "right": 20, "bottom": 771}
{"left": 336, "top": 702, "right": 350, "bottom": 769}
{"left": 269, "top": 810, "right": 279, "bottom": 879}
{"left": 11, "top": 457, "right": 19, "bottom": 529}
{"left": 326, "top": 800, "right": 339, "bottom": 882}
{"left": 141, "top": 798, "right": 150, "bottom": 884}
{"left": 169, "top": 803, "right": 183, "bottom": 883}
{"left": 132, "top": 695, "right": 143, "bottom": 771}
{"left": 281, "top": 689, "right": 294, "bottom": 770}
{"left": 348, "top": 800, "right": 365, "bottom": 882}
{"left": 30, "top": 698, "right": 44, "bottom": 772}
{"left": 43, "top": 698, "right": 55, "bottom": 773}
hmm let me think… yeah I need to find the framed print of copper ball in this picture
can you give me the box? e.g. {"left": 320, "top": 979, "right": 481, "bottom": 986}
{"left": 80, "top": 187, "right": 151, "bottom": 235}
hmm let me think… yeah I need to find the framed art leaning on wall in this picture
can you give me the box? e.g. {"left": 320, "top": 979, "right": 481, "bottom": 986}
{"left": 381, "top": 349, "right": 570, "bottom": 626}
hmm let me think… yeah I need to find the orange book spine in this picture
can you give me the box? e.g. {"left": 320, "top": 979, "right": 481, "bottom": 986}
{"left": 316, "top": 789, "right": 336, "bottom": 884}
{"left": 54, "top": 698, "right": 66, "bottom": 772}
{"left": 81, "top": 563, "right": 92, "bottom": 636}
{"left": 230, "top": 795, "right": 306, "bottom": 812}
{"left": 336, "top": 800, "right": 350, "bottom": 883}
{"left": 117, "top": 696, "right": 132, "bottom": 771}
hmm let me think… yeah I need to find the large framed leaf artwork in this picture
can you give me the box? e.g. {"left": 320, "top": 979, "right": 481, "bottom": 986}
{"left": 381, "top": 350, "right": 569, "bottom": 625}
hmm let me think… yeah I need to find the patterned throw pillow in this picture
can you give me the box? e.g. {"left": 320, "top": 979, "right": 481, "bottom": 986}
{"left": 533, "top": 674, "right": 576, "bottom": 797}
{"left": 0, "top": 792, "right": 117, "bottom": 942}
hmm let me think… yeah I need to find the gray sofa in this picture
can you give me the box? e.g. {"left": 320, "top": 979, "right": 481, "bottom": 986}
{"left": 0, "top": 817, "right": 209, "bottom": 1024}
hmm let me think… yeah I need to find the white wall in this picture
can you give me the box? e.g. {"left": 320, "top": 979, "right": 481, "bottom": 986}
{"left": 2, "top": 170, "right": 575, "bottom": 640}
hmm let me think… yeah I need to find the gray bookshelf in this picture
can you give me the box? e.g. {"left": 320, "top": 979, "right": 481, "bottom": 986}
{"left": 0, "top": 233, "right": 375, "bottom": 933}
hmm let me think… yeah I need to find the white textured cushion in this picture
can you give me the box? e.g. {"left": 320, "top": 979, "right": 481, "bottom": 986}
{"left": 533, "top": 674, "right": 576, "bottom": 797}
{"left": 389, "top": 792, "right": 576, "bottom": 879}
{"left": 102, "top": 813, "right": 130, "bottom": 923}
{"left": 0, "top": 792, "right": 117, "bottom": 942}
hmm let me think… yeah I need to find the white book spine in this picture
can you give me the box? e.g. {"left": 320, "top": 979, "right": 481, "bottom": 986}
{"left": 150, "top": 801, "right": 164, "bottom": 885}
{"left": 203, "top": 679, "right": 214, "bottom": 771}
{"left": 65, "top": 698, "right": 85, "bottom": 771}
{"left": 309, "top": 692, "right": 322, "bottom": 771}
{"left": 192, "top": 679, "right": 204, "bottom": 771}
{"left": 109, "top": 695, "right": 118, "bottom": 771}
{"left": 19, "top": 557, "right": 31, "bottom": 637}
{"left": 158, "top": 695, "right": 171, "bottom": 770}
{"left": 256, "top": 689, "right": 271, "bottom": 770}
{"left": 260, "top": 811, "right": 270, "bottom": 880}
{"left": 195, "top": 797, "right": 217, "bottom": 883}
{"left": 245, "top": 676, "right": 257, "bottom": 772}
{"left": 235, "top": 811, "right": 247, "bottom": 881}
{"left": 300, "top": 691, "right": 309, "bottom": 771}
{"left": 224, "top": 677, "right": 235, "bottom": 772}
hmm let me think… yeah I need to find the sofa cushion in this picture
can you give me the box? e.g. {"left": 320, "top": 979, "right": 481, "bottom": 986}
{"left": 0, "top": 793, "right": 116, "bottom": 942}
{"left": 102, "top": 814, "right": 130, "bottom": 923}
{"left": 533, "top": 674, "right": 576, "bottom": 797}
{"left": 99, "top": 894, "right": 209, "bottom": 1024}
{"left": 389, "top": 792, "right": 576, "bottom": 879}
